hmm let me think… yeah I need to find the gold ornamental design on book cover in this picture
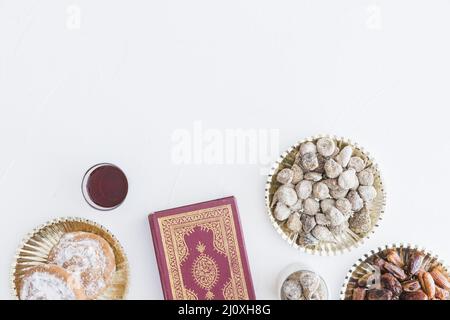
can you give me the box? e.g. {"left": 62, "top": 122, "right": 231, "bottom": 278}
{"left": 157, "top": 204, "right": 250, "bottom": 300}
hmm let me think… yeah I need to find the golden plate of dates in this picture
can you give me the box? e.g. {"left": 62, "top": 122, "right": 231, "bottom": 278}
{"left": 340, "top": 243, "right": 450, "bottom": 300}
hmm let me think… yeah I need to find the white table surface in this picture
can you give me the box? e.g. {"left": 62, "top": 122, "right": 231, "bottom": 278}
{"left": 1, "top": 0, "right": 449, "bottom": 300}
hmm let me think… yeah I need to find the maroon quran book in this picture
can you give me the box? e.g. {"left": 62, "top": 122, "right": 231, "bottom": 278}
{"left": 149, "top": 196, "right": 256, "bottom": 300}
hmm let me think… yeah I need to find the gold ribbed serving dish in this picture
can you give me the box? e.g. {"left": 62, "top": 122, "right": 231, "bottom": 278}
{"left": 265, "top": 134, "right": 386, "bottom": 255}
{"left": 11, "top": 217, "right": 129, "bottom": 300}
{"left": 340, "top": 243, "right": 450, "bottom": 300}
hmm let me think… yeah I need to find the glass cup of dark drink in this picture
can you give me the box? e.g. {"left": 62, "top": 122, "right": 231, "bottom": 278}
{"left": 82, "top": 163, "right": 128, "bottom": 211}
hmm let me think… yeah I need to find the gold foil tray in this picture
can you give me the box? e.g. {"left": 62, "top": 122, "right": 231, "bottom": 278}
{"left": 11, "top": 217, "right": 129, "bottom": 300}
{"left": 340, "top": 243, "right": 450, "bottom": 300}
{"left": 265, "top": 134, "right": 386, "bottom": 255}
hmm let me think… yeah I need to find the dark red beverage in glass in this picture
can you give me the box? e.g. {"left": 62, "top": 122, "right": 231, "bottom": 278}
{"left": 82, "top": 163, "right": 128, "bottom": 211}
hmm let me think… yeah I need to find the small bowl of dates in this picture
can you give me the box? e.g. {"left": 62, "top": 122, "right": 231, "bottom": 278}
{"left": 341, "top": 244, "right": 450, "bottom": 300}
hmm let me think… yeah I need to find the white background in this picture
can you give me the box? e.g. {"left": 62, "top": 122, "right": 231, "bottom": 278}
{"left": 1, "top": 0, "right": 450, "bottom": 300}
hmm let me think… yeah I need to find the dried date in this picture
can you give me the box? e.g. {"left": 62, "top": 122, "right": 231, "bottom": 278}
{"left": 430, "top": 267, "right": 450, "bottom": 290}
{"left": 352, "top": 287, "right": 366, "bottom": 300}
{"left": 408, "top": 252, "right": 424, "bottom": 276}
{"left": 385, "top": 249, "right": 404, "bottom": 268}
{"left": 420, "top": 272, "right": 436, "bottom": 299}
{"left": 384, "top": 262, "right": 407, "bottom": 281}
{"left": 400, "top": 290, "right": 428, "bottom": 300}
{"left": 366, "top": 289, "right": 393, "bottom": 300}
{"left": 402, "top": 280, "right": 421, "bottom": 292}
{"left": 381, "top": 273, "right": 402, "bottom": 296}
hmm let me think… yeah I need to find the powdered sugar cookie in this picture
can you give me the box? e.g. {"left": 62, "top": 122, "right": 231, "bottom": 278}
{"left": 48, "top": 232, "right": 116, "bottom": 299}
{"left": 20, "top": 264, "right": 86, "bottom": 300}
